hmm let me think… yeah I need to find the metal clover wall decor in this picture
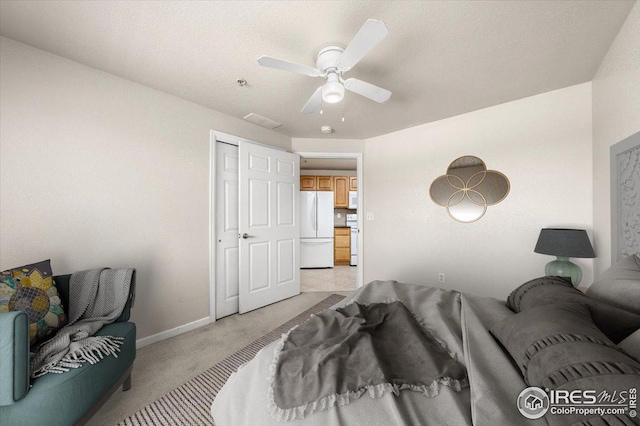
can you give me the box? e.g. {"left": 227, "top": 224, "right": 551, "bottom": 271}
{"left": 429, "top": 156, "right": 510, "bottom": 223}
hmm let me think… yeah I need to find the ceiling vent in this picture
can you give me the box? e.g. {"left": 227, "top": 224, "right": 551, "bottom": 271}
{"left": 243, "top": 113, "right": 282, "bottom": 130}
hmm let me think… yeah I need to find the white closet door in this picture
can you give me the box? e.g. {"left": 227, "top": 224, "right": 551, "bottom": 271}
{"left": 238, "top": 142, "right": 300, "bottom": 314}
{"left": 215, "top": 142, "right": 240, "bottom": 319}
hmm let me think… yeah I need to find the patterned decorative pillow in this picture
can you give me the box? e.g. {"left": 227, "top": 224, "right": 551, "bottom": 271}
{"left": 0, "top": 260, "right": 67, "bottom": 347}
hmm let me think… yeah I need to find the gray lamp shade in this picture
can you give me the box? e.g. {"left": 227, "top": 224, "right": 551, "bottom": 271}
{"left": 534, "top": 228, "right": 596, "bottom": 258}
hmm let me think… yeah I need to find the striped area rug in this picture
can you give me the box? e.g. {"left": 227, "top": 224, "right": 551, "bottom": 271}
{"left": 118, "top": 294, "right": 345, "bottom": 426}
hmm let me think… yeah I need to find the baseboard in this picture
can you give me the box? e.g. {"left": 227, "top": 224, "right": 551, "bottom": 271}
{"left": 136, "top": 316, "right": 211, "bottom": 349}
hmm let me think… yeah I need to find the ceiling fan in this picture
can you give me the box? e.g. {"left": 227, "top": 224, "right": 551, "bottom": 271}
{"left": 257, "top": 19, "right": 392, "bottom": 115}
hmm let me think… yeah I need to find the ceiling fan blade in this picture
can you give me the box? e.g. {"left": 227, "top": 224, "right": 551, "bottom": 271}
{"left": 338, "top": 19, "right": 388, "bottom": 71}
{"left": 257, "top": 56, "right": 322, "bottom": 77}
{"left": 344, "top": 78, "right": 391, "bottom": 103}
{"left": 301, "top": 86, "right": 323, "bottom": 114}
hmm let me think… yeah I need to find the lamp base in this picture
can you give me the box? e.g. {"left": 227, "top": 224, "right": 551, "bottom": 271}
{"left": 545, "top": 256, "right": 582, "bottom": 286}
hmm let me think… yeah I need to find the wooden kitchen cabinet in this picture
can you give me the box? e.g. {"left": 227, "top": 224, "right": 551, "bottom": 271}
{"left": 349, "top": 176, "right": 357, "bottom": 191}
{"left": 334, "top": 228, "right": 351, "bottom": 265}
{"left": 317, "top": 176, "right": 334, "bottom": 191}
{"left": 300, "top": 176, "right": 317, "bottom": 191}
{"left": 333, "top": 176, "right": 349, "bottom": 207}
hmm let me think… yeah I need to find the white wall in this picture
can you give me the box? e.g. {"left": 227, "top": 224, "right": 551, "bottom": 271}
{"left": 301, "top": 170, "right": 356, "bottom": 176}
{"left": 361, "top": 83, "right": 593, "bottom": 299}
{"left": 292, "top": 138, "right": 365, "bottom": 154}
{"left": 0, "top": 37, "right": 291, "bottom": 339}
{"left": 592, "top": 2, "right": 640, "bottom": 277}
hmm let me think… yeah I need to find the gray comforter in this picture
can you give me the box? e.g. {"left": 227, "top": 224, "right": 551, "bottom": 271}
{"left": 211, "top": 281, "right": 544, "bottom": 425}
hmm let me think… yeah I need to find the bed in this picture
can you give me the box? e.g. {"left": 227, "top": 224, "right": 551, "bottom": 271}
{"left": 210, "top": 261, "right": 640, "bottom": 426}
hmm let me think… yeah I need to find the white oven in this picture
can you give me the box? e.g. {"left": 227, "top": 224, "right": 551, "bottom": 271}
{"left": 348, "top": 191, "right": 357, "bottom": 209}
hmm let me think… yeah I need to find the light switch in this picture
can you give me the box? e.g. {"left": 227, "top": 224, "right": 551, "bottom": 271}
{"left": 366, "top": 213, "right": 374, "bottom": 220}
{"left": 337, "top": 213, "right": 342, "bottom": 218}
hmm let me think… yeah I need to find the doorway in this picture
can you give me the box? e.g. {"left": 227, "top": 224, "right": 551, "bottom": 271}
{"left": 210, "top": 131, "right": 301, "bottom": 321}
{"left": 296, "top": 152, "right": 364, "bottom": 293}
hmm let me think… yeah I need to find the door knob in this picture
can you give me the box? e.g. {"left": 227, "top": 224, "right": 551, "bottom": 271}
{"left": 241, "top": 233, "right": 253, "bottom": 239}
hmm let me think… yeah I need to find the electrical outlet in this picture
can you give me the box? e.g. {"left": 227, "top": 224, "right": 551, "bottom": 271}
{"left": 366, "top": 213, "right": 374, "bottom": 220}
{"left": 438, "top": 273, "right": 445, "bottom": 283}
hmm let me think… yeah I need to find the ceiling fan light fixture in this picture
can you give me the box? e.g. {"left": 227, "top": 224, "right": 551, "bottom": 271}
{"left": 258, "top": 19, "right": 391, "bottom": 114}
{"left": 322, "top": 73, "right": 344, "bottom": 104}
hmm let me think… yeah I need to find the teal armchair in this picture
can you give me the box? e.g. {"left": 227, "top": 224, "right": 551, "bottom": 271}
{"left": 0, "top": 273, "right": 136, "bottom": 425}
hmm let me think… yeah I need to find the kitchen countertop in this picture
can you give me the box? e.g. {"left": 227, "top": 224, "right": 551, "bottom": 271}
{"left": 334, "top": 225, "right": 350, "bottom": 228}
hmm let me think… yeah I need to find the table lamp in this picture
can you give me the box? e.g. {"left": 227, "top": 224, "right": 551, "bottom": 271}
{"left": 534, "top": 228, "right": 595, "bottom": 286}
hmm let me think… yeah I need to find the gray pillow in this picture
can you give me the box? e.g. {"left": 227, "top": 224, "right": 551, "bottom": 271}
{"left": 508, "top": 276, "right": 640, "bottom": 343}
{"left": 491, "top": 303, "right": 624, "bottom": 384}
{"left": 492, "top": 303, "right": 640, "bottom": 426}
{"left": 586, "top": 254, "right": 640, "bottom": 315}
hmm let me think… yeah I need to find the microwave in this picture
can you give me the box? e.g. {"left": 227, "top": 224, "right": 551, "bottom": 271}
{"left": 348, "top": 191, "right": 358, "bottom": 209}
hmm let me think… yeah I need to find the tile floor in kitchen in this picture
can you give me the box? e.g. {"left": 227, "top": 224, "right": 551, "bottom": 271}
{"left": 300, "top": 265, "right": 357, "bottom": 292}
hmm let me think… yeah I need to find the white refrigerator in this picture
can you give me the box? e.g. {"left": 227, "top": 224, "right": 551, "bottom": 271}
{"left": 300, "top": 191, "right": 334, "bottom": 268}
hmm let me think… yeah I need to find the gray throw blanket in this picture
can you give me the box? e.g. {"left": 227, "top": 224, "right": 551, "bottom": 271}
{"left": 267, "top": 300, "right": 468, "bottom": 421}
{"left": 30, "top": 268, "right": 133, "bottom": 377}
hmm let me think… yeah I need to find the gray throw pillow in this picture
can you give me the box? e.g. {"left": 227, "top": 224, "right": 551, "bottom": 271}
{"left": 507, "top": 276, "right": 640, "bottom": 343}
{"left": 491, "top": 303, "right": 640, "bottom": 426}
{"left": 492, "top": 303, "right": 617, "bottom": 383}
{"left": 586, "top": 255, "right": 640, "bottom": 315}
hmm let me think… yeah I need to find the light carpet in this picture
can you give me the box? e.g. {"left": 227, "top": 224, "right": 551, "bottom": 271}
{"left": 118, "top": 294, "right": 345, "bottom": 425}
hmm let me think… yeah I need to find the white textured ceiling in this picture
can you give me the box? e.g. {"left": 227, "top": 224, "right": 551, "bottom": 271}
{"left": 0, "top": 1, "right": 635, "bottom": 139}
